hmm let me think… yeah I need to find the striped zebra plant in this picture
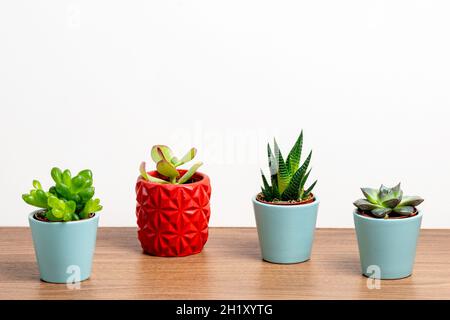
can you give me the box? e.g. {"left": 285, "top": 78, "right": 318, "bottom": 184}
{"left": 260, "top": 131, "right": 317, "bottom": 203}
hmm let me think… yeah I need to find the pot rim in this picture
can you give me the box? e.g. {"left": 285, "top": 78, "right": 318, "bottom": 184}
{"left": 252, "top": 195, "right": 319, "bottom": 208}
{"left": 353, "top": 209, "right": 422, "bottom": 222}
{"left": 137, "top": 170, "right": 210, "bottom": 187}
{"left": 28, "top": 210, "right": 99, "bottom": 226}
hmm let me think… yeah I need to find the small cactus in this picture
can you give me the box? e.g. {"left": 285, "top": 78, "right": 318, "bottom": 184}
{"left": 260, "top": 131, "right": 317, "bottom": 203}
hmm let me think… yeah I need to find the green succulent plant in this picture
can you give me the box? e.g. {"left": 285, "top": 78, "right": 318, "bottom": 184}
{"left": 22, "top": 168, "right": 103, "bottom": 222}
{"left": 140, "top": 145, "right": 203, "bottom": 184}
{"left": 353, "top": 183, "right": 424, "bottom": 219}
{"left": 260, "top": 131, "right": 317, "bottom": 203}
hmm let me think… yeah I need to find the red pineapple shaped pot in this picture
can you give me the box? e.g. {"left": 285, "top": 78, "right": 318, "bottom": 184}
{"left": 136, "top": 170, "right": 212, "bottom": 257}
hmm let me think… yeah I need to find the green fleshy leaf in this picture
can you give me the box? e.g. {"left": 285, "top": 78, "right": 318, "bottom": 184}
{"left": 157, "top": 159, "right": 180, "bottom": 181}
{"left": 175, "top": 148, "right": 197, "bottom": 167}
{"left": 392, "top": 183, "right": 402, "bottom": 198}
{"left": 286, "top": 131, "right": 303, "bottom": 176}
{"left": 281, "top": 151, "right": 311, "bottom": 201}
{"left": 81, "top": 198, "right": 102, "bottom": 219}
{"left": 151, "top": 145, "right": 174, "bottom": 164}
{"left": 303, "top": 180, "right": 317, "bottom": 199}
{"left": 274, "top": 139, "right": 290, "bottom": 194}
{"left": 372, "top": 207, "right": 392, "bottom": 218}
{"left": 139, "top": 162, "right": 170, "bottom": 184}
{"left": 382, "top": 198, "right": 401, "bottom": 209}
{"left": 393, "top": 206, "right": 416, "bottom": 216}
{"left": 267, "top": 143, "right": 277, "bottom": 176}
{"left": 354, "top": 199, "right": 382, "bottom": 211}
{"left": 177, "top": 162, "right": 203, "bottom": 184}
{"left": 33, "top": 180, "right": 42, "bottom": 190}
{"left": 399, "top": 196, "right": 424, "bottom": 207}
{"left": 361, "top": 188, "right": 379, "bottom": 204}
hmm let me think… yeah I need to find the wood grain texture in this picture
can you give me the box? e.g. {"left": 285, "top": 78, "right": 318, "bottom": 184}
{"left": 0, "top": 227, "right": 449, "bottom": 300}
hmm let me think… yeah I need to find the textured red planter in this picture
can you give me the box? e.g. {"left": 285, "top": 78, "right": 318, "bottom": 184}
{"left": 136, "top": 170, "right": 212, "bottom": 257}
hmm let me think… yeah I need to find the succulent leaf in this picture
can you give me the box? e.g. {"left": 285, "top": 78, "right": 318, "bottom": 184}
{"left": 392, "top": 183, "right": 402, "bottom": 198}
{"left": 361, "top": 188, "right": 379, "bottom": 204}
{"left": 399, "top": 196, "right": 424, "bottom": 207}
{"left": 382, "top": 198, "right": 401, "bottom": 209}
{"left": 33, "top": 180, "right": 42, "bottom": 190}
{"left": 156, "top": 159, "right": 180, "bottom": 181}
{"left": 175, "top": 148, "right": 197, "bottom": 167}
{"left": 393, "top": 206, "right": 416, "bottom": 216}
{"left": 151, "top": 145, "right": 174, "bottom": 164}
{"left": 303, "top": 180, "right": 317, "bottom": 198}
{"left": 286, "top": 131, "right": 303, "bottom": 175}
{"left": 177, "top": 162, "right": 203, "bottom": 184}
{"left": 274, "top": 140, "right": 290, "bottom": 194}
{"left": 372, "top": 207, "right": 392, "bottom": 218}
{"left": 267, "top": 143, "right": 277, "bottom": 176}
{"left": 281, "top": 151, "right": 311, "bottom": 201}
{"left": 354, "top": 199, "right": 382, "bottom": 211}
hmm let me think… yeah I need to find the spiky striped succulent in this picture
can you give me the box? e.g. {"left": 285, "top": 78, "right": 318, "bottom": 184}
{"left": 260, "top": 131, "right": 317, "bottom": 203}
{"left": 354, "top": 184, "right": 424, "bottom": 218}
{"left": 140, "top": 145, "right": 203, "bottom": 184}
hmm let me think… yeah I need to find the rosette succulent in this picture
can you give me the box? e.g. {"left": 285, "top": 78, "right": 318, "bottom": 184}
{"left": 22, "top": 168, "right": 103, "bottom": 222}
{"left": 353, "top": 183, "right": 424, "bottom": 218}
{"left": 260, "top": 131, "right": 317, "bottom": 203}
{"left": 140, "top": 145, "right": 203, "bottom": 184}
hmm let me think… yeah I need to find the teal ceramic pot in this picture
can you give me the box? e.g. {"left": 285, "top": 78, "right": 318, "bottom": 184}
{"left": 28, "top": 211, "right": 99, "bottom": 283}
{"left": 253, "top": 196, "right": 319, "bottom": 264}
{"left": 353, "top": 210, "right": 422, "bottom": 280}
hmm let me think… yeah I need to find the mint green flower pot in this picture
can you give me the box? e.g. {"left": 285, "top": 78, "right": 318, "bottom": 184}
{"left": 353, "top": 210, "right": 422, "bottom": 280}
{"left": 28, "top": 211, "right": 99, "bottom": 283}
{"left": 253, "top": 197, "right": 319, "bottom": 264}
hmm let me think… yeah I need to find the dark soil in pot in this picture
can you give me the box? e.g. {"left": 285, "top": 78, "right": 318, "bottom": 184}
{"left": 356, "top": 209, "right": 419, "bottom": 220}
{"left": 33, "top": 210, "right": 95, "bottom": 222}
{"left": 256, "top": 193, "right": 316, "bottom": 206}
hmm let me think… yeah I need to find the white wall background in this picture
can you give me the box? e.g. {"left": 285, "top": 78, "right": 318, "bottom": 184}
{"left": 1, "top": 1, "right": 449, "bottom": 227}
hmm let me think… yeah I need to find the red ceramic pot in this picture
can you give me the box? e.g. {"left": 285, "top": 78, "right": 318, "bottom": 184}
{"left": 136, "top": 170, "right": 212, "bottom": 257}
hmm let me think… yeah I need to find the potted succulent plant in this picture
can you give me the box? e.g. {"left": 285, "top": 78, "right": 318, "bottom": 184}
{"left": 22, "top": 168, "right": 103, "bottom": 283}
{"left": 253, "top": 131, "right": 319, "bottom": 264}
{"left": 353, "top": 183, "right": 424, "bottom": 279}
{"left": 136, "top": 145, "right": 212, "bottom": 257}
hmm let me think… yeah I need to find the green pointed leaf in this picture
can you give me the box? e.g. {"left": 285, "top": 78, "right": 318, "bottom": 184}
{"left": 177, "top": 162, "right": 203, "bottom": 184}
{"left": 274, "top": 139, "right": 290, "bottom": 194}
{"left": 379, "top": 185, "right": 401, "bottom": 204}
{"left": 354, "top": 199, "right": 382, "bottom": 211}
{"left": 399, "top": 196, "right": 424, "bottom": 207}
{"left": 392, "top": 183, "right": 402, "bottom": 198}
{"left": 361, "top": 188, "right": 379, "bottom": 204}
{"left": 393, "top": 206, "right": 416, "bottom": 216}
{"left": 372, "top": 207, "right": 392, "bottom": 218}
{"left": 175, "top": 148, "right": 197, "bottom": 167}
{"left": 382, "top": 198, "right": 401, "bottom": 209}
{"left": 267, "top": 143, "right": 277, "bottom": 176}
{"left": 260, "top": 170, "right": 273, "bottom": 201}
{"left": 299, "top": 168, "right": 311, "bottom": 192}
{"left": 303, "top": 180, "right": 317, "bottom": 198}
{"left": 281, "top": 152, "right": 311, "bottom": 201}
{"left": 286, "top": 131, "right": 303, "bottom": 175}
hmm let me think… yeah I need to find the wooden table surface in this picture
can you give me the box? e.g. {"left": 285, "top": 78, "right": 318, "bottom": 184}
{"left": 0, "top": 227, "right": 449, "bottom": 300}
